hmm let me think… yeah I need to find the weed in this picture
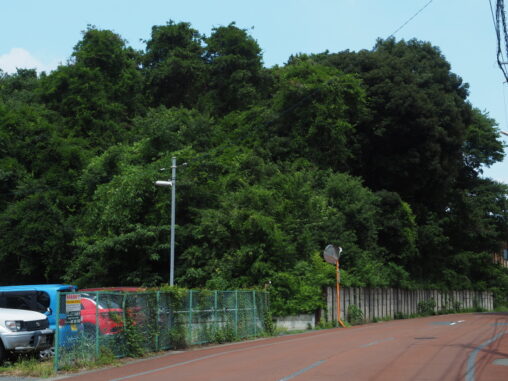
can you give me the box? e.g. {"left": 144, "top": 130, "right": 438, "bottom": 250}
{"left": 212, "top": 325, "right": 236, "bottom": 344}
{"left": 168, "top": 324, "right": 188, "bottom": 349}
{"left": 263, "top": 311, "right": 276, "bottom": 336}
{"left": 394, "top": 311, "right": 405, "bottom": 319}
{"left": 417, "top": 298, "right": 436, "bottom": 316}
{"left": 0, "top": 357, "right": 54, "bottom": 378}
{"left": 347, "top": 305, "right": 364, "bottom": 325}
{"left": 316, "top": 318, "right": 339, "bottom": 329}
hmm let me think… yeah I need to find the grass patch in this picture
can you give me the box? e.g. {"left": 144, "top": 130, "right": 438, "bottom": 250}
{"left": 0, "top": 358, "right": 55, "bottom": 378}
{"left": 57, "top": 346, "right": 119, "bottom": 372}
{"left": 494, "top": 305, "right": 508, "bottom": 312}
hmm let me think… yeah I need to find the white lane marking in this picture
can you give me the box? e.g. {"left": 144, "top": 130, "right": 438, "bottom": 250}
{"left": 278, "top": 360, "right": 325, "bottom": 381}
{"left": 360, "top": 337, "right": 394, "bottom": 348}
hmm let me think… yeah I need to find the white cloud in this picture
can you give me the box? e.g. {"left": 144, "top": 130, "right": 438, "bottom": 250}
{"left": 0, "top": 48, "right": 57, "bottom": 74}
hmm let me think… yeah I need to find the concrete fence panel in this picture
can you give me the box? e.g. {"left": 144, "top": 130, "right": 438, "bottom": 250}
{"left": 325, "top": 287, "right": 493, "bottom": 324}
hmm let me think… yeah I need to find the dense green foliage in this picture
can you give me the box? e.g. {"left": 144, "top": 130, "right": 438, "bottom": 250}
{"left": 1, "top": 23, "right": 507, "bottom": 314}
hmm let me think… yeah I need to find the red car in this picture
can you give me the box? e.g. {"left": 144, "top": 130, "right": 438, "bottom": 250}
{"left": 80, "top": 288, "right": 148, "bottom": 334}
{"left": 80, "top": 295, "right": 123, "bottom": 335}
{"left": 81, "top": 287, "right": 146, "bottom": 293}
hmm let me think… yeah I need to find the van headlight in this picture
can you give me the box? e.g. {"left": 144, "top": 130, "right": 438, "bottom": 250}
{"left": 5, "top": 320, "right": 22, "bottom": 332}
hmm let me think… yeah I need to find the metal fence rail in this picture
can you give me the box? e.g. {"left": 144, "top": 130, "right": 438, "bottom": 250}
{"left": 54, "top": 290, "right": 269, "bottom": 370}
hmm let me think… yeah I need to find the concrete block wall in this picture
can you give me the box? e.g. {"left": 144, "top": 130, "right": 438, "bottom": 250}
{"left": 275, "top": 314, "right": 315, "bottom": 331}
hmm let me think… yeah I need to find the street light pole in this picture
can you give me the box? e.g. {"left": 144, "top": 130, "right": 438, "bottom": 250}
{"left": 501, "top": 130, "right": 508, "bottom": 136}
{"left": 155, "top": 157, "right": 177, "bottom": 286}
{"left": 169, "top": 157, "right": 176, "bottom": 286}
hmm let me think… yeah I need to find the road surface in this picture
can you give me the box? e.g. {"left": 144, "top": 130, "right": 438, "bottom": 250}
{"left": 58, "top": 312, "right": 508, "bottom": 381}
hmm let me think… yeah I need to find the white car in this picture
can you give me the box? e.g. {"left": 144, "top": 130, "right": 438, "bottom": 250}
{"left": 0, "top": 307, "right": 53, "bottom": 363}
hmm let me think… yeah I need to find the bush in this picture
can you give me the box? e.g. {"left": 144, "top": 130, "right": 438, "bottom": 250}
{"left": 394, "top": 311, "right": 405, "bottom": 319}
{"left": 168, "top": 325, "right": 188, "bottom": 349}
{"left": 416, "top": 298, "right": 436, "bottom": 316}
{"left": 115, "top": 314, "right": 145, "bottom": 357}
{"left": 263, "top": 311, "right": 276, "bottom": 336}
{"left": 212, "top": 325, "right": 236, "bottom": 344}
{"left": 316, "top": 318, "right": 336, "bottom": 329}
{"left": 347, "top": 304, "right": 364, "bottom": 325}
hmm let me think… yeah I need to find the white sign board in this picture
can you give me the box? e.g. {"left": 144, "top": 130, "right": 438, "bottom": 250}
{"left": 65, "top": 294, "right": 81, "bottom": 312}
{"left": 65, "top": 294, "right": 82, "bottom": 324}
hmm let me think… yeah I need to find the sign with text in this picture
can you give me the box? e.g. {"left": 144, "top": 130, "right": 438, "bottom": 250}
{"left": 65, "top": 294, "right": 82, "bottom": 324}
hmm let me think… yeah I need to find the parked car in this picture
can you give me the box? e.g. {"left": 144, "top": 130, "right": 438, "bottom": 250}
{"left": 79, "top": 295, "right": 124, "bottom": 335}
{"left": 81, "top": 288, "right": 147, "bottom": 325}
{"left": 0, "top": 285, "right": 81, "bottom": 349}
{"left": 0, "top": 308, "right": 53, "bottom": 364}
{"left": 80, "top": 287, "right": 147, "bottom": 309}
{"left": 80, "top": 287, "right": 146, "bottom": 293}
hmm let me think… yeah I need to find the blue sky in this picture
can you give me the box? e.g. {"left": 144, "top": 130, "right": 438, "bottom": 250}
{"left": 1, "top": 0, "right": 507, "bottom": 183}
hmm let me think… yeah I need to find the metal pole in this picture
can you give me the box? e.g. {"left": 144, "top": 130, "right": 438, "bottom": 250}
{"left": 95, "top": 292, "right": 100, "bottom": 358}
{"left": 337, "top": 259, "right": 345, "bottom": 328}
{"left": 53, "top": 292, "right": 61, "bottom": 372}
{"left": 188, "top": 290, "right": 193, "bottom": 345}
{"left": 336, "top": 260, "right": 339, "bottom": 323}
{"left": 155, "top": 291, "right": 160, "bottom": 351}
{"left": 252, "top": 290, "right": 257, "bottom": 337}
{"left": 170, "top": 157, "right": 176, "bottom": 286}
{"left": 235, "top": 290, "right": 239, "bottom": 338}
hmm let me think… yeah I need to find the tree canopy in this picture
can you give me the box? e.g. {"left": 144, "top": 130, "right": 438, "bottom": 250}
{"left": 1, "top": 24, "right": 507, "bottom": 314}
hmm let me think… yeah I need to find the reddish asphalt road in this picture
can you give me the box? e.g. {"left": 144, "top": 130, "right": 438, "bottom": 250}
{"left": 59, "top": 312, "right": 508, "bottom": 381}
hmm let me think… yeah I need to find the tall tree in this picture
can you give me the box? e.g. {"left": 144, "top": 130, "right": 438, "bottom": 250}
{"left": 316, "top": 38, "right": 471, "bottom": 216}
{"left": 39, "top": 27, "right": 144, "bottom": 150}
{"left": 0, "top": 100, "right": 85, "bottom": 284}
{"left": 143, "top": 21, "right": 206, "bottom": 108}
{"left": 204, "top": 23, "right": 269, "bottom": 115}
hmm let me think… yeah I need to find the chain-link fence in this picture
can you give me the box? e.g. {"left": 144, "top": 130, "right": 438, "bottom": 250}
{"left": 53, "top": 290, "right": 269, "bottom": 370}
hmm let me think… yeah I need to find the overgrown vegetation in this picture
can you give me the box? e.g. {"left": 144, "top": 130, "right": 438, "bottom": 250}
{"left": 0, "top": 21, "right": 507, "bottom": 316}
{"left": 347, "top": 305, "right": 364, "bottom": 325}
{"left": 417, "top": 298, "right": 437, "bottom": 316}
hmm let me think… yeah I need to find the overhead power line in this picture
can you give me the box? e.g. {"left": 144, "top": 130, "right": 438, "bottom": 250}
{"left": 490, "top": 0, "right": 508, "bottom": 82}
{"left": 387, "top": 0, "right": 435, "bottom": 39}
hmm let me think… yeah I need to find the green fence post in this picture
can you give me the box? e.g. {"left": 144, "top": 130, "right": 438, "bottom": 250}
{"left": 188, "top": 290, "right": 193, "bottom": 345}
{"left": 122, "top": 291, "right": 127, "bottom": 355}
{"left": 253, "top": 290, "right": 257, "bottom": 337}
{"left": 214, "top": 291, "right": 218, "bottom": 334}
{"left": 121, "top": 293, "right": 127, "bottom": 326}
{"left": 95, "top": 292, "right": 100, "bottom": 359}
{"left": 53, "top": 291, "right": 61, "bottom": 372}
{"left": 156, "top": 291, "right": 160, "bottom": 351}
{"left": 235, "top": 290, "right": 239, "bottom": 338}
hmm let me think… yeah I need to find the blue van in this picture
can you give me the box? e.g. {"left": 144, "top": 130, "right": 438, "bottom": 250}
{"left": 0, "top": 284, "right": 81, "bottom": 348}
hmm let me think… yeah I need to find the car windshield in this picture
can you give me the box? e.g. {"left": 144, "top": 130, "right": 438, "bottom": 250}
{"left": 82, "top": 294, "right": 122, "bottom": 309}
{"left": 0, "top": 291, "right": 50, "bottom": 313}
